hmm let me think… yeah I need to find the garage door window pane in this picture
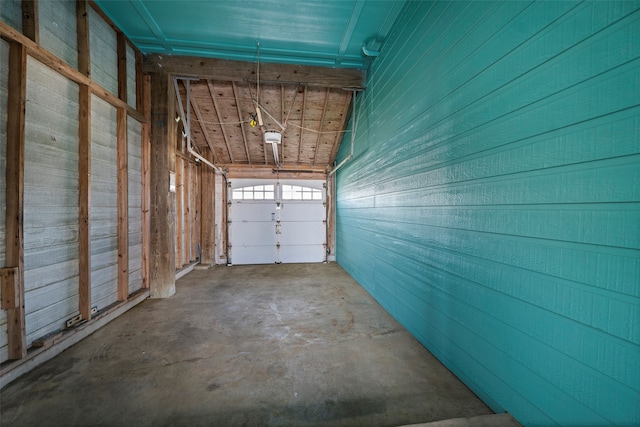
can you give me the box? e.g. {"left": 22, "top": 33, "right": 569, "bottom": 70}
{"left": 232, "top": 186, "right": 275, "bottom": 200}
{"left": 282, "top": 185, "right": 321, "bottom": 201}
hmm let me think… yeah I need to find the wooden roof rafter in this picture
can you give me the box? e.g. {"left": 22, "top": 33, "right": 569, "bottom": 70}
{"left": 297, "top": 86, "right": 307, "bottom": 166}
{"left": 328, "top": 91, "right": 354, "bottom": 168}
{"left": 231, "top": 81, "right": 251, "bottom": 164}
{"left": 207, "top": 80, "right": 234, "bottom": 163}
{"left": 281, "top": 84, "right": 286, "bottom": 165}
{"left": 181, "top": 81, "right": 219, "bottom": 164}
{"left": 312, "top": 87, "right": 331, "bottom": 166}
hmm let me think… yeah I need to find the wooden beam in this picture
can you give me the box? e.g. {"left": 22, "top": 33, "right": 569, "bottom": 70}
{"left": 175, "top": 157, "right": 183, "bottom": 269}
{"left": 117, "top": 108, "right": 129, "bottom": 301}
{"left": 298, "top": 86, "right": 307, "bottom": 165}
{"left": 328, "top": 92, "right": 354, "bottom": 166}
{"left": 149, "top": 72, "right": 176, "bottom": 298}
{"left": 5, "top": 42, "right": 27, "bottom": 360}
{"left": 226, "top": 164, "right": 326, "bottom": 180}
{"left": 76, "top": 0, "right": 90, "bottom": 77}
{"left": 78, "top": 85, "right": 92, "bottom": 321}
{"left": 190, "top": 162, "right": 197, "bottom": 262}
{"left": 0, "top": 21, "right": 146, "bottom": 123}
{"left": 326, "top": 174, "right": 336, "bottom": 259}
{"left": 199, "top": 149, "right": 215, "bottom": 266}
{"left": 1, "top": 268, "right": 19, "bottom": 309}
{"left": 144, "top": 55, "right": 365, "bottom": 89}
{"left": 141, "top": 75, "right": 151, "bottom": 288}
{"left": 184, "top": 82, "right": 218, "bottom": 164}
{"left": 280, "top": 83, "right": 286, "bottom": 165}
{"left": 207, "top": 81, "right": 234, "bottom": 163}
{"left": 184, "top": 161, "right": 191, "bottom": 264}
{"left": 21, "top": 0, "right": 38, "bottom": 43}
{"left": 135, "top": 50, "right": 144, "bottom": 112}
{"left": 117, "top": 32, "right": 127, "bottom": 102}
{"left": 232, "top": 82, "right": 251, "bottom": 164}
{"left": 313, "top": 88, "right": 331, "bottom": 166}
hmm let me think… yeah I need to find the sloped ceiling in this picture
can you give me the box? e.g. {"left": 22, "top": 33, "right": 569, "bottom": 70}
{"left": 96, "top": 0, "right": 405, "bottom": 172}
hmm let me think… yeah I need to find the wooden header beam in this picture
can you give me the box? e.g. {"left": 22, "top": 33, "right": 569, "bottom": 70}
{"left": 144, "top": 55, "right": 366, "bottom": 89}
{"left": 225, "top": 164, "right": 326, "bottom": 180}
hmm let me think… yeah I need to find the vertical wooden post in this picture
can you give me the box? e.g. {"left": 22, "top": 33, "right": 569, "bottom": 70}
{"left": 5, "top": 42, "right": 27, "bottom": 359}
{"left": 183, "top": 159, "right": 190, "bottom": 264}
{"left": 199, "top": 149, "right": 215, "bottom": 266}
{"left": 117, "top": 32, "right": 127, "bottom": 103}
{"left": 190, "top": 162, "right": 197, "bottom": 262}
{"left": 117, "top": 107, "right": 129, "bottom": 301}
{"left": 78, "top": 85, "right": 92, "bottom": 320}
{"left": 76, "top": 0, "right": 90, "bottom": 77}
{"left": 135, "top": 51, "right": 144, "bottom": 113}
{"left": 175, "top": 156, "right": 183, "bottom": 269}
{"left": 149, "top": 72, "right": 176, "bottom": 298}
{"left": 77, "top": 0, "right": 92, "bottom": 321}
{"left": 22, "top": 0, "right": 39, "bottom": 43}
{"left": 141, "top": 75, "right": 151, "bottom": 288}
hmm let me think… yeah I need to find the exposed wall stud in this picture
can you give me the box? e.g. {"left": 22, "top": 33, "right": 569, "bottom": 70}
{"left": 78, "top": 85, "right": 92, "bottom": 320}
{"left": 117, "top": 107, "right": 129, "bottom": 301}
{"left": 5, "top": 42, "right": 27, "bottom": 360}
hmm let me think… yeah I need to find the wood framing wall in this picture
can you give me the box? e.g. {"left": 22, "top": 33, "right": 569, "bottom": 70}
{"left": 175, "top": 154, "right": 198, "bottom": 270}
{"left": 0, "top": 0, "right": 150, "bottom": 369}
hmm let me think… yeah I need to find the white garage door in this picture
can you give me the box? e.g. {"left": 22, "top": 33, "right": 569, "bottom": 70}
{"left": 230, "top": 179, "right": 326, "bottom": 265}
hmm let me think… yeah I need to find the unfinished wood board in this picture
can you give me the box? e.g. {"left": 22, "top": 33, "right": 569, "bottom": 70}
{"left": 4, "top": 41, "right": 27, "bottom": 361}
{"left": 116, "top": 107, "right": 128, "bottom": 301}
{"left": 128, "top": 118, "right": 143, "bottom": 294}
{"left": 78, "top": 84, "right": 91, "bottom": 321}
{"left": 0, "top": 54, "right": 6, "bottom": 281}
{"left": 141, "top": 75, "right": 151, "bottom": 288}
{"left": 148, "top": 72, "right": 176, "bottom": 298}
{"left": 175, "top": 156, "right": 183, "bottom": 269}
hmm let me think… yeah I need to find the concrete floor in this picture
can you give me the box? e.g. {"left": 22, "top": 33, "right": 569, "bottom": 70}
{"left": 1, "top": 263, "right": 503, "bottom": 427}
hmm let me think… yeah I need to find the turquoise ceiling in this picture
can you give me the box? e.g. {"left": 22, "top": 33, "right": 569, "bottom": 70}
{"left": 95, "top": 0, "right": 406, "bottom": 69}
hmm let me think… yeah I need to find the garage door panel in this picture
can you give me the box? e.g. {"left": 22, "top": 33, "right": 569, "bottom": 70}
{"left": 280, "top": 203, "right": 325, "bottom": 221}
{"left": 279, "top": 245, "right": 325, "bottom": 264}
{"left": 232, "top": 202, "right": 276, "bottom": 222}
{"left": 232, "top": 246, "right": 276, "bottom": 265}
{"left": 232, "top": 222, "right": 275, "bottom": 246}
{"left": 280, "top": 222, "right": 325, "bottom": 245}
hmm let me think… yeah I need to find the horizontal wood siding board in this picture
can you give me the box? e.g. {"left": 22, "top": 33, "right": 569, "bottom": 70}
{"left": 24, "top": 56, "right": 80, "bottom": 347}
{"left": 38, "top": 0, "right": 77, "bottom": 69}
{"left": 336, "top": 2, "right": 640, "bottom": 426}
{"left": 90, "top": 95, "right": 118, "bottom": 309}
{"left": 0, "top": 39, "right": 8, "bottom": 362}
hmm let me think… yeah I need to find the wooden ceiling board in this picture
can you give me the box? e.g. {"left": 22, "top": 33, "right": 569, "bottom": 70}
{"left": 173, "top": 60, "right": 358, "bottom": 173}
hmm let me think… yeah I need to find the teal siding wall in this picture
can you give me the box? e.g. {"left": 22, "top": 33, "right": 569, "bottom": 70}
{"left": 335, "top": 2, "right": 640, "bottom": 426}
